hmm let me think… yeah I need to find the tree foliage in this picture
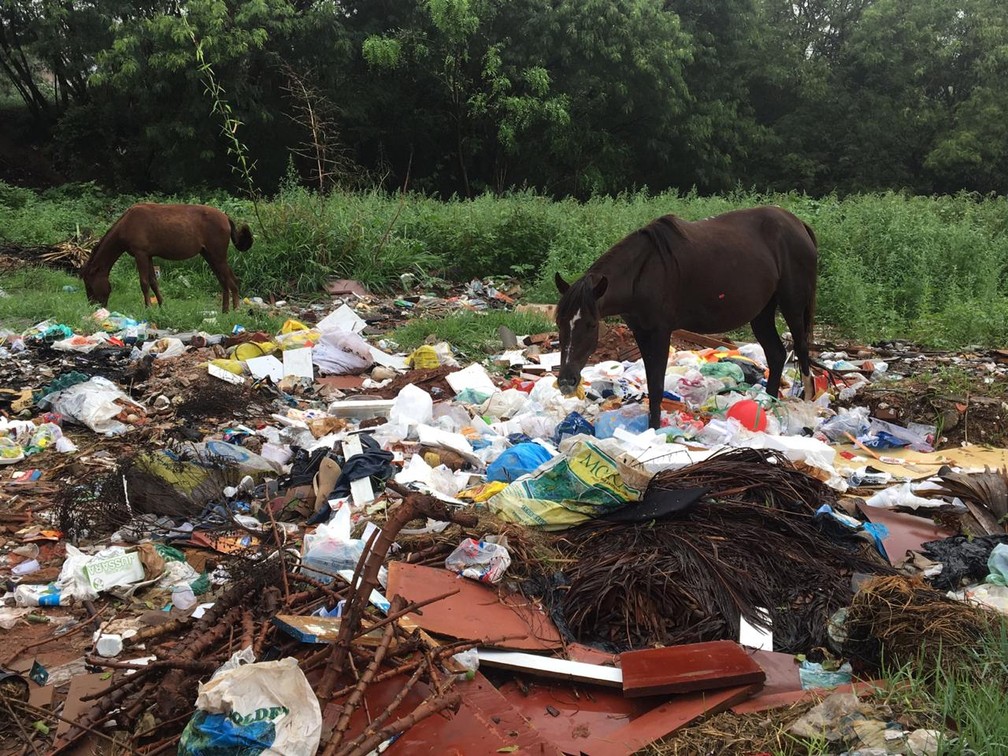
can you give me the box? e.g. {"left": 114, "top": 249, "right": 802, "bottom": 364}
{"left": 2, "top": 0, "right": 1008, "bottom": 197}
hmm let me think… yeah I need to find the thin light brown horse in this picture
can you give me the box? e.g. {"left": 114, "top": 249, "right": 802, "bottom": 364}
{"left": 80, "top": 203, "right": 253, "bottom": 313}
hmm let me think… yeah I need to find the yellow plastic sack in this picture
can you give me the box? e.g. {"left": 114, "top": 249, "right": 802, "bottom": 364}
{"left": 407, "top": 345, "right": 441, "bottom": 369}
{"left": 488, "top": 438, "right": 641, "bottom": 530}
{"left": 208, "top": 358, "right": 244, "bottom": 375}
{"left": 281, "top": 319, "right": 309, "bottom": 333}
{"left": 457, "top": 481, "right": 509, "bottom": 503}
{"left": 233, "top": 341, "right": 278, "bottom": 361}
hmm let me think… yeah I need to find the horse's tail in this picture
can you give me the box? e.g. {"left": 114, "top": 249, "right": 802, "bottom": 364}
{"left": 802, "top": 221, "right": 818, "bottom": 343}
{"left": 801, "top": 221, "right": 817, "bottom": 249}
{"left": 229, "top": 217, "right": 254, "bottom": 252}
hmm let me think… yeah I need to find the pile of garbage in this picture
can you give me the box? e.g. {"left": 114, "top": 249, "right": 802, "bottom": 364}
{"left": 1, "top": 285, "right": 1007, "bottom": 754}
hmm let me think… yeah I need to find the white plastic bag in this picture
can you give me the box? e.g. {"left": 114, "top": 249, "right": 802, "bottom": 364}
{"left": 312, "top": 328, "right": 374, "bottom": 375}
{"left": 41, "top": 377, "right": 144, "bottom": 435}
{"left": 179, "top": 657, "right": 321, "bottom": 756}
{"left": 301, "top": 502, "right": 366, "bottom": 583}
{"left": 445, "top": 537, "right": 512, "bottom": 584}
{"left": 389, "top": 383, "right": 434, "bottom": 430}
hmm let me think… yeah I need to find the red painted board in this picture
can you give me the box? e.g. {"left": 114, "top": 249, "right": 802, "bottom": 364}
{"left": 619, "top": 640, "right": 766, "bottom": 697}
{"left": 325, "top": 672, "right": 565, "bottom": 755}
{"left": 589, "top": 683, "right": 762, "bottom": 756}
{"left": 387, "top": 561, "right": 562, "bottom": 651}
{"left": 498, "top": 680, "right": 657, "bottom": 755}
{"left": 857, "top": 502, "right": 955, "bottom": 565}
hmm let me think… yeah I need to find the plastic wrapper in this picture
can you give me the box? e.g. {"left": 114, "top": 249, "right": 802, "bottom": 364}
{"left": 445, "top": 537, "right": 512, "bottom": 584}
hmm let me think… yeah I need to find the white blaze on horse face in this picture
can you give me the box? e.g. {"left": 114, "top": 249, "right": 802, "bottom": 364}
{"left": 565, "top": 310, "right": 582, "bottom": 362}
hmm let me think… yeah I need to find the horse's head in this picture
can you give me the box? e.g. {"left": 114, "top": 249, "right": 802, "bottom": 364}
{"left": 555, "top": 272, "right": 608, "bottom": 396}
{"left": 82, "top": 270, "right": 110, "bottom": 307}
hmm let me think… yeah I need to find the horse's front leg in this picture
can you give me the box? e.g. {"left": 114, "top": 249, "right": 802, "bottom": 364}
{"left": 629, "top": 325, "right": 672, "bottom": 429}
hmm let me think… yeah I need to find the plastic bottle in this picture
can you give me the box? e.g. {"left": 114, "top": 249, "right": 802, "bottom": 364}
{"left": 14, "top": 584, "right": 65, "bottom": 607}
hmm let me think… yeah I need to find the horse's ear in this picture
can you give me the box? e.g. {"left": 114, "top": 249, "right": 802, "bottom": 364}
{"left": 593, "top": 275, "right": 608, "bottom": 300}
{"left": 555, "top": 272, "right": 570, "bottom": 294}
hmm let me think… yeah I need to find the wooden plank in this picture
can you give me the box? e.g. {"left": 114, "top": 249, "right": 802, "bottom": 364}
{"left": 386, "top": 561, "right": 563, "bottom": 652}
{"left": 620, "top": 640, "right": 766, "bottom": 697}
{"left": 476, "top": 648, "right": 623, "bottom": 688}
{"left": 54, "top": 674, "right": 109, "bottom": 740}
{"left": 672, "top": 329, "right": 736, "bottom": 350}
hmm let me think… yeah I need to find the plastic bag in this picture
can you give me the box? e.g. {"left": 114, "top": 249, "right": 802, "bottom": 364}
{"left": 178, "top": 657, "right": 321, "bottom": 756}
{"left": 489, "top": 437, "right": 641, "bottom": 530}
{"left": 986, "top": 543, "right": 1008, "bottom": 586}
{"left": 445, "top": 537, "right": 512, "bottom": 583}
{"left": 553, "top": 411, "right": 595, "bottom": 444}
{"left": 41, "top": 376, "right": 145, "bottom": 435}
{"left": 311, "top": 328, "right": 373, "bottom": 376}
{"left": 301, "top": 503, "right": 368, "bottom": 584}
{"left": 390, "top": 384, "right": 434, "bottom": 430}
{"left": 817, "top": 406, "right": 870, "bottom": 442}
{"left": 486, "top": 442, "right": 554, "bottom": 483}
{"left": 594, "top": 405, "right": 649, "bottom": 439}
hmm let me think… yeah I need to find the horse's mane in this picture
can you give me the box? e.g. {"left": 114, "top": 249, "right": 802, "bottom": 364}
{"left": 638, "top": 214, "right": 688, "bottom": 257}
{"left": 80, "top": 211, "right": 128, "bottom": 275}
{"left": 557, "top": 275, "right": 602, "bottom": 318}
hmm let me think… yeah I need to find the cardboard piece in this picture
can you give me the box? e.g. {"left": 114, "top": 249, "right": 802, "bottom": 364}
{"left": 54, "top": 673, "right": 109, "bottom": 740}
{"left": 282, "top": 347, "right": 315, "bottom": 379}
{"left": 246, "top": 355, "right": 284, "bottom": 381}
{"left": 208, "top": 363, "right": 244, "bottom": 385}
{"left": 857, "top": 501, "right": 955, "bottom": 565}
{"left": 341, "top": 435, "right": 375, "bottom": 506}
{"left": 591, "top": 684, "right": 761, "bottom": 755}
{"left": 82, "top": 551, "right": 145, "bottom": 592}
{"left": 620, "top": 640, "right": 766, "bottom": 697}
{"left": 317, "top": 304, "right": 366, "bottom": 334}
{"left": 272, "top": 614, "right": 385, "bottom": 647}
{"left": 368, "top": 345, "right": 408, "bottom": 370}
{"left": 739, "top": 610, "right": 773, "bottom": 651}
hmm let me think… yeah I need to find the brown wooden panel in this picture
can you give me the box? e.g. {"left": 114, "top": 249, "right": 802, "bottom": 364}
{"left": 619, "top": 640, "right": 766, "bottom": 697}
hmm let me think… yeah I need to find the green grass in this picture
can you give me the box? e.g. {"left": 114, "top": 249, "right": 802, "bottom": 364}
{"left": 4, "top": 181, "right": 1008, "bottom": 347}
{"left": 391, "top": 311, "right": 554, "bottom": 361}
{"left": 885, "top": 624, "right": 1008, "bottom": 754}
{"left": 0, "top": 263, "right": 285, "bottom": 334}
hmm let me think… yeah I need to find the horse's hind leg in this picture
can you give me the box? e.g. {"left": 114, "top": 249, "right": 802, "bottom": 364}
{"left": 780, "top": 303, "right": 814, "bottom": 400}
{"left": 223, "top": 263, "right": 240, "bottom": 311}
{"left": 750, "top": 299, "right": 786, "bottom": 399}
{"left": 135, "top": 254, "right": 153, "bottom": 308}
{"left": 202, "top": 248, "right": 237, "bottom": 314}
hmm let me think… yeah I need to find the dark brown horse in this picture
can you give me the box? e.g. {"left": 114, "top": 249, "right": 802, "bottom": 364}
{"left": 80, "top": 203, "right": 253, "bottom": 313}
{"left": 555, "top": 206, "right": 818, "bottom": 429}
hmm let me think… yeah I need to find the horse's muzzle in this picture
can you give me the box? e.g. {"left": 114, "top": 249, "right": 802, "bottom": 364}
{"left": 557, "top": 378, "right": 579, "bottom": 396}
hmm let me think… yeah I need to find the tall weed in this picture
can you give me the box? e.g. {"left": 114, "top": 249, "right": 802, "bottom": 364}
{"left": 3, "top": 180, "right": 1008, "bottom": 347}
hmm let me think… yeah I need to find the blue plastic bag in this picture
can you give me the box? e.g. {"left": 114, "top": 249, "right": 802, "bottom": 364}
{"left": 553, "top": 412, "right": 595, "bottom": 444}
{"left": 487, "top": 442, "right": 554, "bottom": 483}
{"left": 595, "top": 405, "right": 649, "bottom": 439}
